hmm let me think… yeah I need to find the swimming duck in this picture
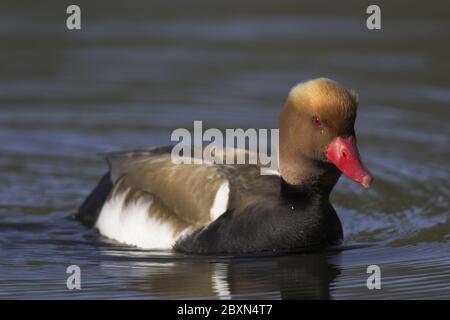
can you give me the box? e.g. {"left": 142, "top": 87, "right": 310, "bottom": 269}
{"left": 76, "top": 78, "right": 373, "bottom": 254}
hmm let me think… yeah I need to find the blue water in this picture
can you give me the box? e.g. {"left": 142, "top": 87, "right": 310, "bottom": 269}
{"left": 0, "top": 0, "right": 449, "bottom": 299}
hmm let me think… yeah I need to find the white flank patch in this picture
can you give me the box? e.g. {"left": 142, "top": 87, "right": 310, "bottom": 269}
{"left": 95, "top": 190, "right": 183, "bottom": 249}
{"left": 260, "top": 168, "right": 281, "bottom": 176}
{"left": 210, "top": 181, "right": 230, "bottom": 221}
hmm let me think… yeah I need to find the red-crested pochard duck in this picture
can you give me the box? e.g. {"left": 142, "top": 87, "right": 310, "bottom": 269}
{"left": 76, "top": 78, "right": 373, "bottom": 254}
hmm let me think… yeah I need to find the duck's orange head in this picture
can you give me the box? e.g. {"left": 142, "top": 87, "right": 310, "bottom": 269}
{"left": 280, "top": 78, "right": 373, "bottom": 188}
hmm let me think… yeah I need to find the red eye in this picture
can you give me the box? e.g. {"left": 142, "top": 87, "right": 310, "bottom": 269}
{"left": 312, "top": 117, "right": 322, "bottom": 126}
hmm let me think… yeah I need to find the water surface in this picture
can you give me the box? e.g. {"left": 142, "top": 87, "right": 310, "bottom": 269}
{"left": 0, "top": 0, "right": 449, "bottom": 299}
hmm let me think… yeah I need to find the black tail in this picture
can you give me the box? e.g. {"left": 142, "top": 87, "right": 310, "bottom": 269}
{"left": 75, "top": 172, "right": 113, "bottom": 228}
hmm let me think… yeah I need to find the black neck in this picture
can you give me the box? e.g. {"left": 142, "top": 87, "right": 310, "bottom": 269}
{"left": 280, "top": 177, "right": 334, "bottom": 203}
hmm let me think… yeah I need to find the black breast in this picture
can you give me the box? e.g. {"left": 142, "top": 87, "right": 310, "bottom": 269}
{"left": 174, "top": 179, "right": 343, "bottom": 254}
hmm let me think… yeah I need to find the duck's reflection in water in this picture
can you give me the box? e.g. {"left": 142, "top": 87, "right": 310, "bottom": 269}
{"left": 100, "top": 249, "right": 341, "bottom": 299}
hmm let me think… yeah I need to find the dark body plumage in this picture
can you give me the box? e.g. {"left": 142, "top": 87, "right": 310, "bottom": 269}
{"left": 76, "top": 146, "right": 343, "bottom": 254}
